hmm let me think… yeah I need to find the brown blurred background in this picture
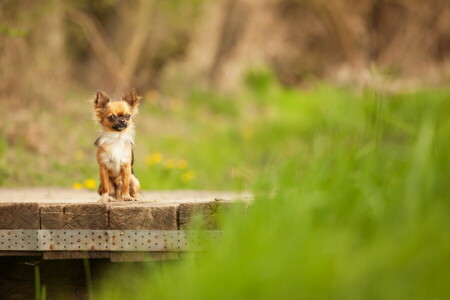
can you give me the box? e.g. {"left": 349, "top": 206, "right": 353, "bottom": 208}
{"left": 1, "top": 0, "right": 449, "bottom": 105}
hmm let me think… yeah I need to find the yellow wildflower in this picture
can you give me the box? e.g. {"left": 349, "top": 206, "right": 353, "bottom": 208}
{"left": 72, "top": 182, "right": 83, "bottom": 190}
{"left": 145, "top": 152, "right": 164, "bottom": 166}
{"left": 83, "top": 179, "right": 97, "bottom": 190}
{"left": 181, "top": 170, "right": 196, "bottom": 183}
{"left": 177, "top": 159, "right": 188, "bottom": 170}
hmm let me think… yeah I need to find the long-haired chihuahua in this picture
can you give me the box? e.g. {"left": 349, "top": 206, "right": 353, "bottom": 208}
{"left": 93, "top": 89, "right": 141, "bottom": 202}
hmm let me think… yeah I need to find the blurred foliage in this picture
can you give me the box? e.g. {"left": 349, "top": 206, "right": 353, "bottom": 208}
{"left": 0, "top": 23, "right": 28, "bottom": 37}
{"left": 0, "top": 47, "right": 448, "bottom": 295}
{"left": 0, "top": 0, "right": 448, "bottom": 295}
{"left": 1, "top": 0, "right": 449, "bottom": 106}
{"left": 92, "top": 72, "right": 450, "bottom": 299}
{"left": 1, "top": 70, "right": 450, "bottom": 195}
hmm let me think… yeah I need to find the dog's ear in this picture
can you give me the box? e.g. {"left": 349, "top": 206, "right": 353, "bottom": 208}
{"left": 122, "top": 89, "right": 141, "bottom": 109}
{"left": 94, "top": 90, "right": 111, "bottom": 109}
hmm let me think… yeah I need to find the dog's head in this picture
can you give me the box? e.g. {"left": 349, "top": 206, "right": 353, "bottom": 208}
{"left": 93, "top": 89, "right": 141, "bottom": 132}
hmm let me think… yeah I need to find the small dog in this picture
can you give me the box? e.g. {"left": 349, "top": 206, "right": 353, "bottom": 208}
{"left": 93, "top": 89, "right": 141, "bottom": 202}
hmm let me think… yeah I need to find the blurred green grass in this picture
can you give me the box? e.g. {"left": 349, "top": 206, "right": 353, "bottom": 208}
{"left": 90, "top": 73, "right": 450, "bottom": 298}
{"left": 2, "top": 71, "right": 449, "bottom": 196}
{"left": 1, "top": 70, "right": 448, "bottom": 298}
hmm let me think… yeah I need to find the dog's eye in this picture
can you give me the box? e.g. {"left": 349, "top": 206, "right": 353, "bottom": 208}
{"left": 125, "top": 114, "right": 131, "bottom": 120}
{"left": 108, "top": 115, "right": 116, "bottom": 121}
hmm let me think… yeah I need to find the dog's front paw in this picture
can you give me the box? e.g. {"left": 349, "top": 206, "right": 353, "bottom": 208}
{"left": 99, "top": 194, "right": 110, "bottom": 203}
{"left": 122, "top": 194, "right": 135, "bottom": 201}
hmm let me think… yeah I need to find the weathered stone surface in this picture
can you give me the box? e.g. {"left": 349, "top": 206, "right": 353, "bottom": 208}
{"left": 0, "top": 203, "right": 40, "bottom": 229}
{"left": 178, "top": 200, "right": 246, "bottom": 229}
{"left": 109, "top": 203, "right": 178, "bottom": 230}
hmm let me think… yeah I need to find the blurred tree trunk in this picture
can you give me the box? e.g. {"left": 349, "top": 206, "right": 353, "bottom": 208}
{"left": 208, "top": 0, "right": 250, "bottom": 88}
{"left": 115, "top": 0, "right": 153, "bottom": 95}
{"left": 66, "top": 9, "right": 124, "bottom": 88}
{"left": 2, "top": 0, "right": 449, "bottom": 101}
{"left": 191, "top": 0, "right": 450, "bottom": 89}
{"left": 0, "top": 0, "right": 67, "bottom": 107}
{"left": 67, "top": 0, "right": 154, "bottom": 96}
{"left": 67, "top": 0, "right": 199, "bottom": 95}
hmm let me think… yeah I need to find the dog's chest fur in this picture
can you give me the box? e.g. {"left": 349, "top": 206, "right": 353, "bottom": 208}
{"left": 95, "top": 131, "right": 134, "bottom": 174}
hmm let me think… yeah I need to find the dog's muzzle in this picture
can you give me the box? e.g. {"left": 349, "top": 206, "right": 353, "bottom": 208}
{"left": 112, "top": 123, "right": 127, "bottom": 131}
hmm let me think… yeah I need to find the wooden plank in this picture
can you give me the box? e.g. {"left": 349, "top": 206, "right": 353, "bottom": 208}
{"left": 109, "top": 204, "right": 177, "bottom": 230}
{"left": 178, "top": 200, "right": 246, "bottom": 229}
{"left": 40, "top": 204, "right": 65, "bottom": 229}
{"left": 0, "top": 203, "right": 40, "bottom": 257}
{"left": 0, "top": 251, "right": 41, "bottom": 257}
{"left": 109, "top": 251, "right": 179, "bottom": 262}
{"left": 64, "top": 203, "right": 108, "bottom": 229}
{"left": 42, "top": 203, "right": 109, "bottom": 260}
{"left": 0, "top": 190, "right": 250, "bottom": 259}
{"left": 109, "top": 203, "right": 178, "bottom": 262}
{"left": 42, "top": 251, "right": 109, "bottom": 260}
{"left": 0, "top": 203, "right": 40, "bottom": 229}
{"left": 40, "top": 203, "right": 108, "bottom": 230}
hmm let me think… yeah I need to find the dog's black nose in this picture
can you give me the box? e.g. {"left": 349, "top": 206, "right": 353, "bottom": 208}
{"left": 118, "top": 119, "right": 126, "bottom": 125}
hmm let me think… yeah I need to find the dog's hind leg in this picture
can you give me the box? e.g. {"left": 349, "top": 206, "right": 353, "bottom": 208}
{"left": 129, "top": 174, "right": 141, "bottom": 200}
{"left": 97, "top": 182, "right": 102, "bottom": 195}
